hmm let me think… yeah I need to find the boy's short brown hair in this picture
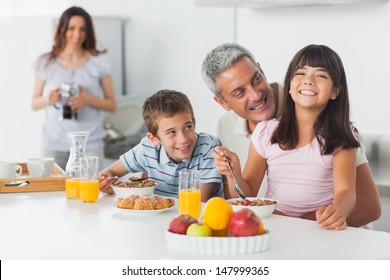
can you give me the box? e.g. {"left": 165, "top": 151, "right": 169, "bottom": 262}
{"left": 142, "top": 89, "right": 196, "bottom": 136}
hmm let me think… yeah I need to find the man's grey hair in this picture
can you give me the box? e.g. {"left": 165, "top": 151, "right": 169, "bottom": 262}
{"left": 201, "top": 42, "right": 257, "bottom": 99}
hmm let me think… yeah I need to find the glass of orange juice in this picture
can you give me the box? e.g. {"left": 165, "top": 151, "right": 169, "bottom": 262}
{"left": 80, "top": 156, "right": 100, "bottom": 203}
{"left": 178, "top": 170, "right": 201, "bottom": 220}
{"left": 65, "top": 178, "right": 81, "bottom": 199}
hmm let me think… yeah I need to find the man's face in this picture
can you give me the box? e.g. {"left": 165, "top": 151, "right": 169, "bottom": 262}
{"left": 214, "top": 56, "right": 276, "bottom": 130}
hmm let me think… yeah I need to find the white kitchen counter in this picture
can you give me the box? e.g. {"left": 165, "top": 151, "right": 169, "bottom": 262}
{"left": 1, "top": 191, "right": 390, "bottom": 260}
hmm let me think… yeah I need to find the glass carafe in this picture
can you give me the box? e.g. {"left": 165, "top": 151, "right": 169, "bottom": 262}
{"left": 65, "top": 131, "right": 89, "bottom": 199}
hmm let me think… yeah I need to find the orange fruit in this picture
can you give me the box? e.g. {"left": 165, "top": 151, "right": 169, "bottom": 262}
{"left": 212, "top": 228, "right": 228, "bottom": 237}
{"left": 202, "top": 197, "right": 233, "bottom": 231}
{"left": 257, "top": 217, "right": 265, "bottom": 235}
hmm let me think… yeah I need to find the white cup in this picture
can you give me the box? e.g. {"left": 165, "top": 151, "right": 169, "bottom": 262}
{"left": 27, "top": 158, "right": 54, "bottom": 177}
{"left": 0, "top": 161, "right": 23, "bottom": 178}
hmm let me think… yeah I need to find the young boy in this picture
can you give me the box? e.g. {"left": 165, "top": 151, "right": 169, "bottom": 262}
{"left": 99, "top": 89, "right": 223, "bottom": 202}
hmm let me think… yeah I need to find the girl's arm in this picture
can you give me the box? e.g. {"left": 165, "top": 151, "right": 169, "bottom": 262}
{"left": 213, "top": 146, "right": 241, "bottom": 198}
{"left": 316, "top": 148, "right": 357, "bottom": 230}
{"left": 241, "top": 143, "right": 267, "bottom": 197}
{"left": 213, "top": 144, "right": 266, "bottom": 198}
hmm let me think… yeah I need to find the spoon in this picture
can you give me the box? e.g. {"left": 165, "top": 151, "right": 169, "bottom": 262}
{"left": 5, "top": 181, "right": 29, "bottom": 187}
{"left": 221, "top": 146, "right": 246, "bottom": 200}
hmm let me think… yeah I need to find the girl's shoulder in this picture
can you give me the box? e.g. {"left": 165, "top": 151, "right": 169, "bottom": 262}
{"left": 255, "top": 118, "right": 279, "bottom": 132}
{"left": 252, "top": 118, "right": 279, "bottom": 141}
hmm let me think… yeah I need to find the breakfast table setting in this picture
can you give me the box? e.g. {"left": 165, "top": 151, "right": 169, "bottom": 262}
{"left": 1, "top": 187, "right": 390, "bottom": 260}
{"left": 1, "top": 139, "right": 390, "bottom": 260}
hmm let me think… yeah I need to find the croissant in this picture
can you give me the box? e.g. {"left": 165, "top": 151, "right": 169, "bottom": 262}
{"left": 117, "top": 195, "right": 139, "bottom": 209}
{"left": 152, "top": 196, "right": 168, "bottom": 209}
{"left": 152, "top": 196, "right": 175, "bottom": 209}
{"left": 133, "top": 195, "right": 154, "bottom": 210}
{"left": 117, "top": 194, "right": 175, "bottom": 210}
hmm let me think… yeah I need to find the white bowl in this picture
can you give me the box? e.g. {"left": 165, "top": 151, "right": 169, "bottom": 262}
{"left": 111, "top": 183, "right": 156, "bottom": 198}
{"left": 165, "top": 229, "right": 270, "bottom": 254}
{"left": 228, "top": 197, "right": 278, "bottom": 219}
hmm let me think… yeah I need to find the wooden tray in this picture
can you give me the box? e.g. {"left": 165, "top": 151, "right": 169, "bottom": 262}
{"left": 0, "top": 162, "right": 66, "bottom": 193}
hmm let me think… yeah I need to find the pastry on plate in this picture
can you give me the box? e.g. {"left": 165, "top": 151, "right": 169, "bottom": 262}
{"left": 152, "top": 195, "right": 173, "bottom": 209}
{"left": 133, "top": 195, "right": 154, "bottom": 210}
{"left": 116, "top": 194, "right": 175, "bottom": 210}
{"left": 117, "top": 194, "right": 139, "bottom": 209}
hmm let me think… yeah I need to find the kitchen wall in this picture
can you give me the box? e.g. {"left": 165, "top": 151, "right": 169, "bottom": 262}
{"left": 2, "top": 0, "right": 389, "bottom": 157}
{"left": 0, "top": 0, "right": 234, "bottom": 161}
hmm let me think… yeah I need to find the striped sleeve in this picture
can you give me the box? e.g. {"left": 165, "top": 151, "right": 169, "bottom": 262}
{"left": 197, "top": 133, "right": 222, "bottom": 184}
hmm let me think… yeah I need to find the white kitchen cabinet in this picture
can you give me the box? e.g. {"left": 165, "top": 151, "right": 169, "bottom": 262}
{"left": 195, "top": 0, "right": 388, "bottom": 8}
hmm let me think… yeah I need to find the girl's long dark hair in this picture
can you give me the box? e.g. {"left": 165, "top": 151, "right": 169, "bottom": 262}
{"left": 271, "top": 44, "right": 360, "bottom": 154}
{"left": 50, "top": 6, "right": 105, "bottom": 59}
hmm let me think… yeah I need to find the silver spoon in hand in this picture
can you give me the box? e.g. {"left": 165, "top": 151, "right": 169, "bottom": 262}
{"left": 221, "top": 146, "right": 246, "bottom": 200}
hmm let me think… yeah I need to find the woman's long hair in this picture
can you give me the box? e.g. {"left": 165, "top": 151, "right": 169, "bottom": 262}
{"left": 271, "top": 44, "right": 360, "bottom": 154}
{"left": 50, "top": 6, "right": 105, "bottom": 59}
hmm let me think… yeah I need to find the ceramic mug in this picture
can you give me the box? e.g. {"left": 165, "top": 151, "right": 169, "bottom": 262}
{"left": 27, "top": 158, "right": 54, "bottom": 177}
{"left": 0, "top": 161, "right": 23, "bottom": 178}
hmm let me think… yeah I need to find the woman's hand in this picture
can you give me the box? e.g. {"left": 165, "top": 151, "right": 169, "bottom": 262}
{"left": 48, "top": 87, "right": 60, "bottom": 105}
{"left": 316, "top": 204, "right": 347, "bottom": 230}
{"left": 68, "top": 85, "right": 90, "bottom": 112}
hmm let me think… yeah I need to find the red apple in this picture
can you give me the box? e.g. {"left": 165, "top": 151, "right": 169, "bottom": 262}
{"left": 229, "top": 208, "right": 260, "bottom": 237}
{"left": 168, "top": 214, "right": 198, "bottom": 235}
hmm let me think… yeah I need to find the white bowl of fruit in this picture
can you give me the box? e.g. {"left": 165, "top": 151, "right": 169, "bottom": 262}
{"left": 165, "top": 197, "right": 270, "bottom": 254}
{"left": 228, "top": 197, "right": 278, "bottom": 219}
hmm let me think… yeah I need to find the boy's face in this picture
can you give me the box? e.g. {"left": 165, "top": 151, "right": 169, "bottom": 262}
{"left": 148, "top": 112, "right": 196, "bottom": 163}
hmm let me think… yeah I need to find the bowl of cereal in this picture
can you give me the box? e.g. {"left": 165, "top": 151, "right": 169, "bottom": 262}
{"left": 111, "top": 172, "right": 157, "bottom": 198}
{"left": 227, "top": 197, "right": 278, "bottom": 218}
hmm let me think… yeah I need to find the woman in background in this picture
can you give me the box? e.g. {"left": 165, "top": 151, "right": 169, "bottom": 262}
{"left": 31, "top": 6, "right": 116, "bottom": 170}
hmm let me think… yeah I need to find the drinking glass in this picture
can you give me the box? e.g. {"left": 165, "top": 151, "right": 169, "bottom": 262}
{"left": 178, "top": 170, "right": 201, "bottom": 220}
{"left": 80, "top": 156, "right": 100, "bottom": 203}
{"left": 65, "top": 131, "right": 89, "bottom": 199}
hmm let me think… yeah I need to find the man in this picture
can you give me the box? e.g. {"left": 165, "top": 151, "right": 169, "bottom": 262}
{"left": 201, "top": 42, "right": 381, "bottom": 227}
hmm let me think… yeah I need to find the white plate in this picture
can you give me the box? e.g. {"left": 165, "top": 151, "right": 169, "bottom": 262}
{"left": 165, "top": 229, "right": 270, "bottom": 254}
{"left": 111, "top": 203, "right": 174, "bottom": 216}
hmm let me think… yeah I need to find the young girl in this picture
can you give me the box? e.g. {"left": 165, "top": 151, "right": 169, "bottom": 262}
{"left": 214, "top": 44, "right": 360, "bottom": 230}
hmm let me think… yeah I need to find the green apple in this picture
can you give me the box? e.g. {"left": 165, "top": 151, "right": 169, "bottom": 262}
{"left": 186, "top": 223, "right": 212, "bottom": 237}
